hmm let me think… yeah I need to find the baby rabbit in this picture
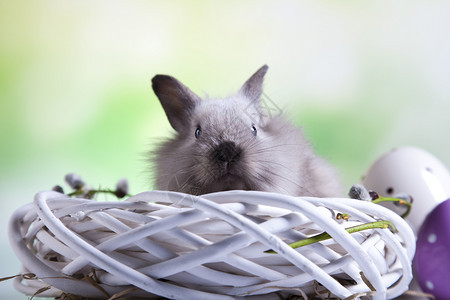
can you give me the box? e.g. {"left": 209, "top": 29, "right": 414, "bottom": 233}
{"left": 151, "top": 65, "right": 342, "bottom": 197}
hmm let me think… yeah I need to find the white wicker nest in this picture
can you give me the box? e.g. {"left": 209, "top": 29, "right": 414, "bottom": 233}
{"left": 9, "top": 190, "right": 415, "bottom": 299}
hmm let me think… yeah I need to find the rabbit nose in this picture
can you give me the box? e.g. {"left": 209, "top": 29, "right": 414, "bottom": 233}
{"left": 212, "top": 141, "right": 241, "bottom": 163}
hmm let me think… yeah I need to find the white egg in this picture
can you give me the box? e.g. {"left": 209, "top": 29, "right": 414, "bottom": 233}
{"left": 362, "top": 146, "right": 450, "bottom": 233}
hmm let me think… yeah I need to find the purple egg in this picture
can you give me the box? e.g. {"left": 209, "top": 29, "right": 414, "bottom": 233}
{"left": 414, "top": 199, "right": 450, "bottom": 299}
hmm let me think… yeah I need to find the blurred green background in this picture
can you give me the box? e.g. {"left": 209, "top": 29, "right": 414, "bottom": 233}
{"left": 1, "top": 1, "right": 450, "bottom": 298}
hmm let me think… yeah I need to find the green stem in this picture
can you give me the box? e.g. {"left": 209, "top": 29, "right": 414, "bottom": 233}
{"left": 265, "top": 220, "right": 394, "bottom": 254}
{"left": 372, "top": 197, "right": 412, "bottom": 218}
{"left": 68, "top": 188, "right": 132, "bottom": 199}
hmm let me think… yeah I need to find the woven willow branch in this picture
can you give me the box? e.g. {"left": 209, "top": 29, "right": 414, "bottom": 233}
{"left": 9, "top": 190, "right": 415, "bottom": 299}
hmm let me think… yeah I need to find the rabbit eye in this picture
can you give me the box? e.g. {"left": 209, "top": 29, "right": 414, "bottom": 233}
{"left": 251, "top": 124, "right": 257, "bottom": 136}
{"left": 195, "top": 127, "right": 202, "bottom": 138}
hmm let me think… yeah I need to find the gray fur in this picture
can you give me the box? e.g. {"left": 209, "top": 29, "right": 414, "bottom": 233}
{"left": 150, "top": 65, "right": 342, "bottom": 197}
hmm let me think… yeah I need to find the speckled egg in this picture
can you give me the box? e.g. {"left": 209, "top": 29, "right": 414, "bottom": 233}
{"left": 414, "top": 199, "right": 450, "bottom": 299}
{"left": 363, "top": 147, "right": 450, "bottom": 232}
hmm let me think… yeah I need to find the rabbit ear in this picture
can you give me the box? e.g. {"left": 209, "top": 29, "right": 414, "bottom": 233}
{"left": 239, "top": 65, "right": 268, "bottom": 103}
{"left": 152, "top": 75, "right": 201, "bottom": 132}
